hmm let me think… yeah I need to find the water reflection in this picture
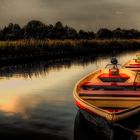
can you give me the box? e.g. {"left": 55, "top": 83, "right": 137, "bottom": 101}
{"left": 0, "top": 50, "right": 138, "bottom": 79}
{"left": 0, "top": 110, "right": 71, "bottom": 140}
{"left": 74, "top": 110, "right": 140, "bottom": 140}
{"left": 0, "top": 93, "right": 75, "bottom": 139}
{"left": 74, "top": 110, "right": 114, "bottom": 140}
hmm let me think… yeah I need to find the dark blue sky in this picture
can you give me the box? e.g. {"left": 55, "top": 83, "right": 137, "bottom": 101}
{"left": 0, "top": 0, "right": 140, "bottom": 31}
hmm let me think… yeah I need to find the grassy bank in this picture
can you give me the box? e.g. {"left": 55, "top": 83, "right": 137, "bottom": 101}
{"left": 0, "top": 39, "right": 139, "bottom": 61}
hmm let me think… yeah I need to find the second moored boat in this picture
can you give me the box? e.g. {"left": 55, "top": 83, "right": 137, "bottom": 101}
{"left": 124, "top": 53, "right": 140, "bottom": 71}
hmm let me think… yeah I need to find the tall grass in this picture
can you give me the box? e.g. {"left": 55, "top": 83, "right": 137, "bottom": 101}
{"left": 0, "top": 39, "right": 139, "bottom": 60}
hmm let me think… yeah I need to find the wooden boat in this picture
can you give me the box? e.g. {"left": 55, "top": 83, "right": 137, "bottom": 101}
{"left": 123, "top": 53, "right": 140, "bottom": 71}
{"left": 73, "top": 58, "right": 140, "bottom": 122}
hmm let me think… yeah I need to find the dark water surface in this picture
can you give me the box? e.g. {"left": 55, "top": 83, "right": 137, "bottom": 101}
{"left": 0, "top": 51, "right": 139, "bottom": 139}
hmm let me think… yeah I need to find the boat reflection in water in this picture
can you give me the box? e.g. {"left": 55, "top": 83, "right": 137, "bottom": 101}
{"left": 74, "top": 110, "right": 113, "bottom": 140}
{"left": 74, "top": 110, "right": 140, "bottom": 140}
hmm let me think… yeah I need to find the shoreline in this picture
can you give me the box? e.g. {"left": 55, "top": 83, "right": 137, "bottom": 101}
{"left": 0, "top": 39, "right": 139, "bottom": 64}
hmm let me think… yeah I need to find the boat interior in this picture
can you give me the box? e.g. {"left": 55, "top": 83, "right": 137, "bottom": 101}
{"left": 76, "top": 59, "right": 140, "bottom": 113}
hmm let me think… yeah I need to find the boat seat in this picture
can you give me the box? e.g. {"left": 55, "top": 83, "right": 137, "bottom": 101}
{"left": 82, "top": 82, "right": 140, "bottom": 90}
{"left": 79, "top": 89, "right": 140, "bottom": 97}
{"left": 125, "top": 64, "right": 140, "bottom": 68}
{"left": 98, "top": 73, "right": 130, "bottom": 82}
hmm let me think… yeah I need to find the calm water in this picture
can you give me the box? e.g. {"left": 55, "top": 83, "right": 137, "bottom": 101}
{"left": 0, "top": 51, "right": 139, "bottom": 139}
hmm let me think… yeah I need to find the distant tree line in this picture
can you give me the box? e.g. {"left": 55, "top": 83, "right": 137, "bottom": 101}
{"left": 0, "top": 20, "right": 140, "bottom": 40}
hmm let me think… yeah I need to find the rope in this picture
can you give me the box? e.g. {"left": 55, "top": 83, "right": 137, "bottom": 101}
{"left": 133, "top": 71, "right": 139, "bottom": 90}
{"left": 113, "top": 123, "right": 140, "bottom": 137}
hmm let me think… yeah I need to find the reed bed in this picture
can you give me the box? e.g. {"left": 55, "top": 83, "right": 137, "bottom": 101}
{"left": 0, "top": 39, "right": 139, "bottom": 60}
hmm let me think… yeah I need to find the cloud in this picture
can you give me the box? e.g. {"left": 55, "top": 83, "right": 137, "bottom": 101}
{"left": 0, "top": 0, "right": 140, "bottom": 31}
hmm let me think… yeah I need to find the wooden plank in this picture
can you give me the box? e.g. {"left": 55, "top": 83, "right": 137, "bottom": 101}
{"left": 79, "top": 89, "right": 140, "bottom": 97}
{"left": 82, "top": 82, "right": 139, "bottom": 87}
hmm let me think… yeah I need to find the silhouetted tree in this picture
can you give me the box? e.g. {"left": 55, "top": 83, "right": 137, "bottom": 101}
{"left": 78, "top": 30, "right": 86, "bottom": 39}
{"left": 11, "top": 24, "right": 23, "bottom": 39}
{"left": 52, "top": 21, "right": 65, "bottom": 39}
{"left": 1, "top": 20, "right": 140, "bottom": 40}
{"left": 24, "top": 20, "right": 46, "bottom": 39}
{"left": 96, "top": 28, "right": 113, "bottom": 39}
{"left": 2, "top": 23, "right": 14, "bottom": 40}
{"left": 1, "top": 23, "right": 23, "bottom": 40}
{"left": 64, "top": 26, "right": 78, "bottom": 39}
{"left": 112, "top": 28, "right": 125, "bottom": 39}
{"left": 78, "top": 30, "right": 94, "bottom": 39}
{"left": 124, "top": 29, "right": 140, "bottom": 39}
{"left": 112, "top": 28, "right": 140, "bottom": 39}
{"left": 87, "top": 31, "right": 95, "bottom": 39}
{"left": 46, "top": 24, "right": 54, "bottom": 39}
{"left": 0, "top": 29, "right": 3, "bottom": 40}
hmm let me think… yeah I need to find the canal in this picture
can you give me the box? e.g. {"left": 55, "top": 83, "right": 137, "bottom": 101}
{"left": 0, "top": 50, "right": 139, "bottom": 139}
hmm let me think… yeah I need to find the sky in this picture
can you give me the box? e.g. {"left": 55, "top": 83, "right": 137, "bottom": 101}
{"left": 0, "top": 0, "right": 140, "bottom": 31}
